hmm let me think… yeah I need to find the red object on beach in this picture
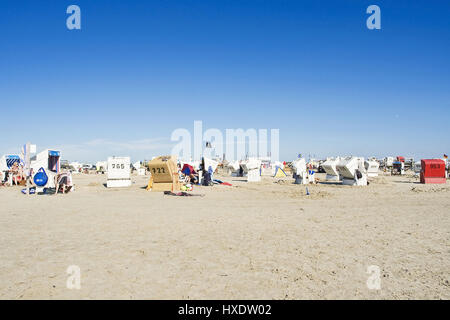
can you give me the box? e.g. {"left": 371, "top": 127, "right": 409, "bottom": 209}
{"left": 420, "top": 159, "right": 446, "bottom": 184}
{"left": 181, "top": 164, "right": 195, "bottom": 175}
{"left": 396, "top": 156, "right": 405, "bottom": 162}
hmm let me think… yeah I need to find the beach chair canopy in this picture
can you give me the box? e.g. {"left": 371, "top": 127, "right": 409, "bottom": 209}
{"left": 6, "top": 155, "right": 21, "bottom": 169}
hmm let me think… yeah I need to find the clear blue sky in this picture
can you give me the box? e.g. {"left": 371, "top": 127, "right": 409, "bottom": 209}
{"left": 1, "top": 0, "right": 449, "bottom": 162}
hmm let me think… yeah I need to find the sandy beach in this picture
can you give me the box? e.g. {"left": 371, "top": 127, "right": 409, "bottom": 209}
{"left": 0, "top": 173, "right": 449, "bottom": 299}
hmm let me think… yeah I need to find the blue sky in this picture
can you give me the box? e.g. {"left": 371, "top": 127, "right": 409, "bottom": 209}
{"left": 1, "top": 0, "right": 449, "bottom": 162}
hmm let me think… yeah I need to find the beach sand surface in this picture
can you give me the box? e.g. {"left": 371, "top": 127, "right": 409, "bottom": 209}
{"left": 0, "top": 173, "right": 449, "bottom": 299}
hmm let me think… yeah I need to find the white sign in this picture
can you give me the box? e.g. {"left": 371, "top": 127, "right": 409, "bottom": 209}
{"left": 107, "top": 157, "right": 131, "bottom": 180}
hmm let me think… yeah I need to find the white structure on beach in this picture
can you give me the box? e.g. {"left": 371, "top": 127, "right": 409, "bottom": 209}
{"left": 384, "top": 156, "right": 395, "bottom": 169}
{"left": 241, "top": 158, "right": 262, "bottom": 182}
{"left": 414, "top": 161, "right": 422, "bottom": 176}
{"left": 106, "top": 157, "right": 131, "bottom": 188}
{"left": 365, "top": 160, "right": 380, "bottom": 177}
{"left": 336, "top": 157, "right": 368, "bottom": 186}
{"left": 30, "top": 149, "right": 61, "bottom": 189}
{"left": 321, "top": 157, "right": 341, "bottom": 181}
{"left": 227, "top": 160, "right": 241, "bottom": 175}
{"left": 0, "top": 154, "right": 21, "bottom": 173}
{"left": 292, "top": 158, "right": 309, "bottom": 184}
{"left": 203, "top": 157, "right": 219, "bottom": 173}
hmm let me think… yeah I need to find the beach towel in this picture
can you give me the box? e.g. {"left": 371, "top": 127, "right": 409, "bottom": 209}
{"left": 212, "top": 179, "right": 232, "bottom": 186}
{"left": 21, "top": 188, "right": 36, "bottom": 195}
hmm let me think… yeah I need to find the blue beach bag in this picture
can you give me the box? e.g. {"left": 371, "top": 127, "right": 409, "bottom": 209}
{"left": 33, "top": 167, "right": 48, "bottom": 187}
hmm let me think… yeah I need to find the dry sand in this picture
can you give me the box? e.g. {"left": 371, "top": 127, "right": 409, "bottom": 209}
{"left": 0, "top": 172, "right": 449, "bottom": 299}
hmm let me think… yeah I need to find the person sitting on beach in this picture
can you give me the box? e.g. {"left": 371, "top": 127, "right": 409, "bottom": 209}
{"left": 10, "top": 162, "right": 25, "bottom": 186}
{"left": 181, "top": 164, "right": 198, "bottom": 184}
{"left": 54, "top": 171, "right": 73, "bottom": 195}
{"left": 188, "top": 172, "right": 198, "bottom": 184}
{"left": 184, "top": 170, "right": 198, "bottom": 184}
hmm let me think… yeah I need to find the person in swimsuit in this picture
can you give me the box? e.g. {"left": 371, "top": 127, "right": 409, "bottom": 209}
{"left": 10, "top": 162, "right": 25, "bottom": 185}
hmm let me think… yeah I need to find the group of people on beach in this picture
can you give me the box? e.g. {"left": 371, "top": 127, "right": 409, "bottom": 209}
{"left": 179, "top": 158, "right": 215, "bottom": 186}
{"left": 0, "top": 162, "right": 26, "bottom": 187}
{"left": 1, "top": 161, "right": 73, "bottom": 195}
